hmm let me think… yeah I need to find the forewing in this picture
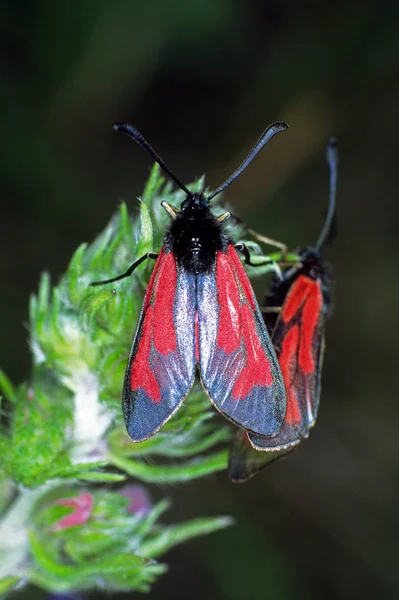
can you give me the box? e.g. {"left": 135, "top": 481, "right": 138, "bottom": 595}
{"left": 123, "top": 249, "right": 196, "bottom": 441}
{"left": 249, "top": 274, "right": 324, "bottom": 451}
{"left": 292, "top": 275, "right": 324, "bottom": 427}
{"left": 198, "top": 245, "right": 286, "bottom": 437}
{"left": 228, "top": 428, "right": 295, "bottom": 483}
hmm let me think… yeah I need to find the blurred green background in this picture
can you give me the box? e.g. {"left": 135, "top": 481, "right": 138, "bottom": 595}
{"left": 1, "top": 1, "right": 399, "bottom": 598}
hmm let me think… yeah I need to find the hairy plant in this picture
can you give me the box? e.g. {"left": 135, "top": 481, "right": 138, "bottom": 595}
{"left": 0, "top": 165, "right": 286, "bottom": 596}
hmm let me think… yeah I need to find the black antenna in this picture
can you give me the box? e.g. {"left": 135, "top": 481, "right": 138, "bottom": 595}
{"left": 206, "top": 122, "right": 288, "bottom": 202}
{"left": 113, "top": 123, "right": 192, "bottom": 197}
{"left": 315, "top": 137, "right": 338, "bottom": 250}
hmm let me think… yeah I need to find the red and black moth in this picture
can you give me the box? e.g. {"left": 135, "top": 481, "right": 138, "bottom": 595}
{"left": 228, "top": 138, "right": 338, "bottom": 482}
{"left": 92, "top": 122, "right": 288, "bottom": 442}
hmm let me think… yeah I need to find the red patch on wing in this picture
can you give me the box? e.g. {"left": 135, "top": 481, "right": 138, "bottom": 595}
{"left": 130, "top": 250, "right": 180, "bottom": 403}
{"left": 272, "top": 275, "right": 323, "bottom": 429}
{"left": 216, "top": 252, "right": 241, "bottom": 353}
{"left": 299, "top": 281, "right": 322, "bottom": 373}
{"left": 215, "top": 248, "right": 274, "bottom": 400}
{"left": 195, "top": 311, "right": 199, "bottom": 362}
{"left": 279, "top": 325, "right": 301, "bottom": 425}
{"left": 130, "top": 304, "right": 161, "bottom": 402}
{"left": 232, "top": 303, "right": 273, "bottom": 399}
{"left": 282, "top": 275, "right": 313, "bottom": 323}
{"left": 153, "top": 253, "right": 177, "bottom": 355}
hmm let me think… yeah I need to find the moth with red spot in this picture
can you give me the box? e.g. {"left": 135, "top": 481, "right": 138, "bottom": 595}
{"left": 229, "top": 138, "right": 338, "bottom": 482}
{"left": 92, "top": 122, "right": 288, "bottom": 442}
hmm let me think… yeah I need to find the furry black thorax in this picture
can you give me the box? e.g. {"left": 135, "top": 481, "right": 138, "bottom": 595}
{"left": 164, "top": 193, "right": 230, "bottom": 274}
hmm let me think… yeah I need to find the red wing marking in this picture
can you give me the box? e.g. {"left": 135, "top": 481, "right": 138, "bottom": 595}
{"left": 232, "top": 303, "right": 273, "bottom": 399}
{"left": 195, "top": 311, "right": 199, "bottom": 363}
{"left": 248, "top": 274, "right": 324, "bottom": 451}
{"left": 123, "top": 250, "right": 197, "bottom": 441}
{"left": 216, "top": 252, "right": 241, "bottom": 353}
{"left": 130, "top": 304, "right": 161, "bottom": 403}
{"left": 279, "top": 325, "right": 301, "bottom": 426}
{"left": 130, "top": 249, "right": 178, "bottom": 402}
{"left": 281, "top": 276, "right": 313, "bottom": 323}
{"left": 198, "top": 246, "right": 286, "bottom": 437}
{"left": 153, "top": 252, "right": 177, "bottom": 355}
{"left": 299, "top": 282, "right": 323, "bottom": 373}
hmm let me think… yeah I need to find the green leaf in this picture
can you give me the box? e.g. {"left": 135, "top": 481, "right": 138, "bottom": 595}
{"left": 2, "top": 164, "right": 252, "bottom": 595}
{"left": 38, "top": 272, "right": 51, "bottom": 315}
{"left": 133, "top": 199, "right": 154, "bottom": 287}
{"left": 50, "top": 461, "right": 110, "bottom": 479}
{"left": 142, "top": 163, "right": 163, "bottom": 204}
{"left": 0, "top": 575, "right": 21, "bottom": 596}
{"left": 80, "top": 288, "right": 117, "bottom": 324}
{"left": 134, "top": 499, "right": 171, "bottom": 539}
{"left": 66, "top": 243, "right": 88, "bottom": 302}
{"left": 0, "top": 370, "right": 17, "bottom": 405}
{"left": 137, "top": 200, "right": 153, "bottom": 255}
{"left": 110, "top": 450, "right": 228, "bottom": 483}
{"left": 76, "top": 471, "right": 126, "bottom": 483}
{"left": 28, "top": 529, "right": 167, "bottom": 593}
{"left": 30, "top": 529, "right": 145, "bottom": 575}
{"left": 7, "top": 371, "right": 74, "bottom": 486}
{"left": 29, "top": 530, "right": 78, "bottom": 578}
{"left": 140, "top": 515, "right": 233, "bottom": 559}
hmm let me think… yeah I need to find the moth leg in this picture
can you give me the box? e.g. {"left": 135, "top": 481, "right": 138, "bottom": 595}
{"left": 260, "top": 306, "right": 282, "bottom": 314}
{"left": 235, "top": 243, "right": 283, "bottom": 281}
{"left": 90, "top": 252, "right": 158, "bottom": 286}
{"left": 230, "top": 214, "right": 287, "bottom": 256}
{"left": 234, "top": 243, "right": 277, "bottom": 267}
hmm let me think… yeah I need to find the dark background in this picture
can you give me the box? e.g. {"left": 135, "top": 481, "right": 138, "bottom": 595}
{"left": 1, "top": 2, "right": 399, "bottom": 599}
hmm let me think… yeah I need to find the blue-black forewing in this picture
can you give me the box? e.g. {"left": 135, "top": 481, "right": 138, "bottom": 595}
{"left": 122, "top": 249, "right": 196, "bottom": 441}
{"left": 248, "top": 274, "right": 325, "bottom": 451}
{"left": 198, "top": 245, "right": 286, "bottom": 437}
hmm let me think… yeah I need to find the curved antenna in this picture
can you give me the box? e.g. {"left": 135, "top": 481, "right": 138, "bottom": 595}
{"left": 113, "top": 123, "right": 192, "bottom": 197}
{"left": 315, "top": 137, "right": 338, "bottom": 250}
{"left": 206, "top": 122, "right": 288, "bottom": 202}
